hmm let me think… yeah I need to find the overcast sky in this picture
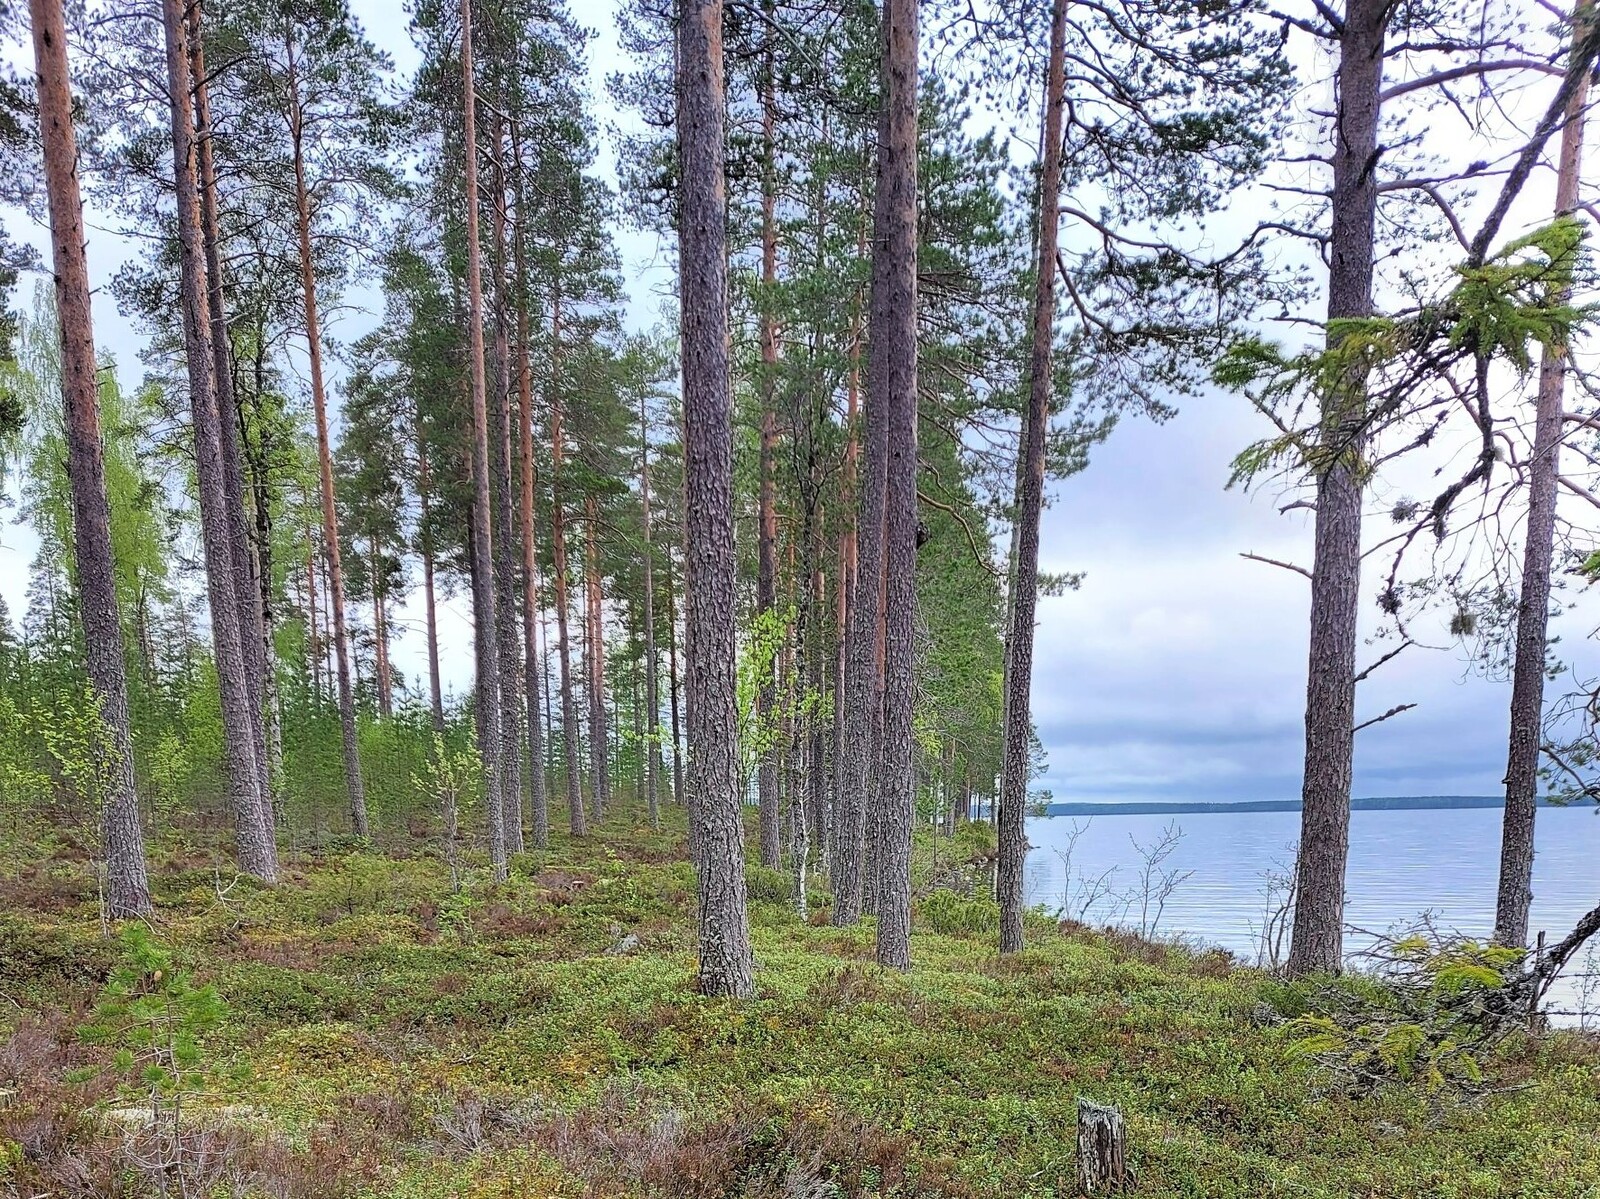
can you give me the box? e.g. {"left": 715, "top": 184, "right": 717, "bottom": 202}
{"left": 2, "top": 1, "right": 1594, "bottom": 805}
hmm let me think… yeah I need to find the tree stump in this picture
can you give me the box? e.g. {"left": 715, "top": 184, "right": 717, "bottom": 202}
{"left": 1077, "top": 1098, "right": 1128, "bottom": 1194}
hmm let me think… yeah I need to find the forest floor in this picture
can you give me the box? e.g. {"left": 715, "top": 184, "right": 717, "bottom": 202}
{"left": 2, "top": 810, "right": 1598, "bottom": 1198}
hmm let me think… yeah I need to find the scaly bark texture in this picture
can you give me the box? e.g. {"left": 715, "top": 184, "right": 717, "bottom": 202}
{"left": 755, "top": 24, "right": 783, "bottom": 870}
{"left": 640, "top": 396, "right": 661, "bottom": 829}
{"left": 32, "top": 0, "right": 152, "bottom": 917}
{"left": 189, "top": 0, "right": 272, "bottom": 826}
{"left": 417, "top": 425, "right": 446, "bottom": 732}
{"left": 549, "top": 292, "right": 587, "bottom": 837}
{"left": 834, "top": 125, "right": 891, "bottom": 929}
{"left": 585, "top": 498, "right": 611, "bottom": 822}
{"left": 285, "top": 29, "right": 367, "bottom": 837}
{"left": 830, "top": 232, "right": 864, "bottom": 905}
{"left": 1286, "top": 0, "right": 1386, "bottom": 977}
{"left": 998, "top": 0, "right": 1067, "bottom": 956}
{"left": 1495, "top": 13, "right": 1591, "bottom": 948}
{"left": 459, "top": 0, "right": 507, "bottom": 879}
{"left": 511, "top": 121, "right": 548, "bottom": 847}
{"left": 665, "top": 552, "right": 686, "bottom": 810}
{"left": 873, "top": 0, "right": 920, "bottom": 972}
{"left": 489, "top": 126, "right": 524, "bottom": 855}
{"left": 160, "top": 0, "right": 277, "bottom": 883}
{"left": 678, "top": 0, "right": 756, "bottom": 999}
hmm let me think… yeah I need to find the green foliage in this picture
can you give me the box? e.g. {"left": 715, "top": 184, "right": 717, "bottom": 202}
{"left": 1, "top": 821, "right": 1597, "bottom": 1197}
{"left": 917, "top": 888, "right": 1001, "bottom": 937}
{"left": 1220, "top": 218, "right": 1597, "bottom": 489}
{"left": 79, "top": 924, "right": 226, "bottom": 1098}
{"left": 37, "top": 680, "right": 119, "bottom": 817}
{"left": 1282, "top": 936, "right": 1527, "bottom": 1094}
{"left": 735, "top": 602, "right": 826, "bottom": 783}
{"left": 743, "top": 864, "right": 792, "bottom": 907}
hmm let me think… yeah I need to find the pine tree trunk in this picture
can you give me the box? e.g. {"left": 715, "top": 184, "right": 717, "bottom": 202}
{"left": 188, "top": 0, "right": 272, "bottom": 827}
{"left": 679, "top": 0, "right": 756, "bottom": 998}
{"left": 1496, "top": 14, "right": 1591, "bottom": 947}
{"left": 246, "top": 341, "right": 283, "bottom": 816}
{"left": 1287, "top": 0, "right": 1386, "bottom": 977}
{"left": 489, "top": 121, "right": 524, "bottom": 855}
{"left": 32, "top": 0, "right": 152, "bottom": 916}
{"left": 834, "top": 191, "right": 888, "bottom": 926}
{"left": 788, "top": 533, "right": 811, "bottom": 914}
{"left": 830, "top": 240, "right": 863, "bottom": 904}
{"left": 510, "top": 120, "right": 549, "bottom": 848}
{"left": 999, "top": 0, "right": 1067, "bottom": 956}
{"left": 755, "top": 24, "right": 783, "bottom": 870}
{"left": 665, "top": 551, "right": 686, "bottom": 810}
{"left": 872, "top": 0, "right": 920, "bottom": 971}
{"left": 641, "top": 396, "right": 662, "bottom": 829}
{"left": 159, "top": 0, "right": 276, "bottom": 882}
{"left": 549, "top": 291, "right": 587, "bottom": 836}
{"left": 459, "top": 0, "right": 507, "bottom": 878}
{"left": 417, "top": 417, "right": 446, "bottom": 733}
{"left": 808, "top": 555, "right": 828, "bottom": 885}
{"left": 370, "top": 533, "right": 393, "bottom": 718}
{"left": 585, "top": 498, "right": 610, "bottom": 822}
{"left": 306, "top": 528, "right": 322, "bottom": 706}
{"left": 286, "top": 30, "right": 367, "bottom": 838}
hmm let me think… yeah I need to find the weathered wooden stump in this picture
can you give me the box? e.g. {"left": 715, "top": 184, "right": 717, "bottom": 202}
{"left": 1076, "top": 1098, "right": 1128, "bottom": 1194}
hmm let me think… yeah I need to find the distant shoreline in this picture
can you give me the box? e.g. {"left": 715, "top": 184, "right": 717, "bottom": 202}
{"left": 1033, "top": 795, "right": 1581, "bottom": 818}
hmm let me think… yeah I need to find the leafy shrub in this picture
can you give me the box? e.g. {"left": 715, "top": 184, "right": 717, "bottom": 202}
{"left": 0, "top": 914, "right": 113, "bottom": 992}
{"left": 918, "top": 888, "right": 999, "bottom": 936}
{"left": 745, "top": 865, "right": 791, "bottom": 907}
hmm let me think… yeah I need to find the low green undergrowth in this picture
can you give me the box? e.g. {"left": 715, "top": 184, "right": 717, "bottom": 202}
{"left": 1, "top": 810, "right": 1596, "bottom": 1198}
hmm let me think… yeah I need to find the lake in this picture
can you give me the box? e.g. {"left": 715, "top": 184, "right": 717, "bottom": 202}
{"left": 1023, "top": 804, "right": 1600, "bottom": 1020}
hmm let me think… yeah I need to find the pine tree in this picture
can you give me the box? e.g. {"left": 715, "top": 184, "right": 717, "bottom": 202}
{"left": 157, "top": 0, "right": 276, "bottom": 882}
{"left": 29, "top": 0, "right": 152, "bottom": 917}
{"left": 678, "top": 0, "right": 755, "bottom": 999}
{"left": 997, "top": 0, "right": 1067, "bottom": 956}
{"left": 871, "top": 0, "right": 920, "bottom": 972}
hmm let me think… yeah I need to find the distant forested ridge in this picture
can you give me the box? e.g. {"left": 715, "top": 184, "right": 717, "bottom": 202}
{"left": 1039, "top": 796, "right": 1572, "bottom": 817}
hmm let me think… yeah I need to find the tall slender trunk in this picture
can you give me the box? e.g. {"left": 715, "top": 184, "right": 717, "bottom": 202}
{"left": 807, "top": 552, "right": 827, "bottom": 890}
{"left": 830, "top": 221, "right": 865, "bottom": 900}
{"left": 1496, "top": 11, "right": 1591, "bottom": 947}
{"left": 998, "top": 0, "right": 1067, "bottom": 955}
{"left": 188, "top": 0, "right": 272, "bottom": 825}
{"left": 541, "top": 603, "right": 556, "bottom": 777}
{"left": 247, "top": 338, "right": 282, "bottom": 816}
{"left": 159, "top": 0, "right": 276, "bottom": 881}
{"left": 755, "top": 20, "right": 782, "bottom": 870}
{"left": 679, "top": 0, "right": 755, "bottom": 998}
{"left": 585, "top": 497, "right": 610, "bottom": 820}
{"left": 835, "top": 201, "right": 888, "bottom": 924}
{"left": 873, "top": 0, "right": 920, "bottom": 971}
{"left": 787, "top": 536, "right": 809, "bottom": 912}
{"left": 285, "top": 28, "right": 367, "bottom": 837}
{"left": 488, "top": 117, "right": 524, "bottom": 855}
{"left": 665, "top": 550, "right": 685, "bottom": 809}
{"left": 306, "top": 524, "right": 322, "bottom": 706}
{"left": 417, "top": 414, "right": 446, "bottom": 732}
{"left": 1287, "top": 0, "right": 1386, "bottom": 977}
{"left": 370, "top": 533, "right": 393, "bottom": 718}
{"left": 459, "top": 0, "right": 507, "bottom": 878}
{"left": 641, "top": 395, "right": 661, "bottom": 829}
{"left": 864, "top": 541, "right": 887, "bottom": 917}
{"left": 549, "top": 290, "right": 587, "bottom": 836}
{"left": 510, "top": 119, "right": 548, "bottom": 848}
{"left": 33, "top": 0, "right": 152, "bottom": 916}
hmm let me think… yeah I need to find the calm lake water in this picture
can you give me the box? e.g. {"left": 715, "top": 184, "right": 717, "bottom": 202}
{"left": 1023, "top": 805, "right": 1600, "bottom": 1019}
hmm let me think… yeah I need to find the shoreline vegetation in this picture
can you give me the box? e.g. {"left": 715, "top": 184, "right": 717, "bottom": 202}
{"left": 3, "top": 812, "right": 1598, "bottom": 1198}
